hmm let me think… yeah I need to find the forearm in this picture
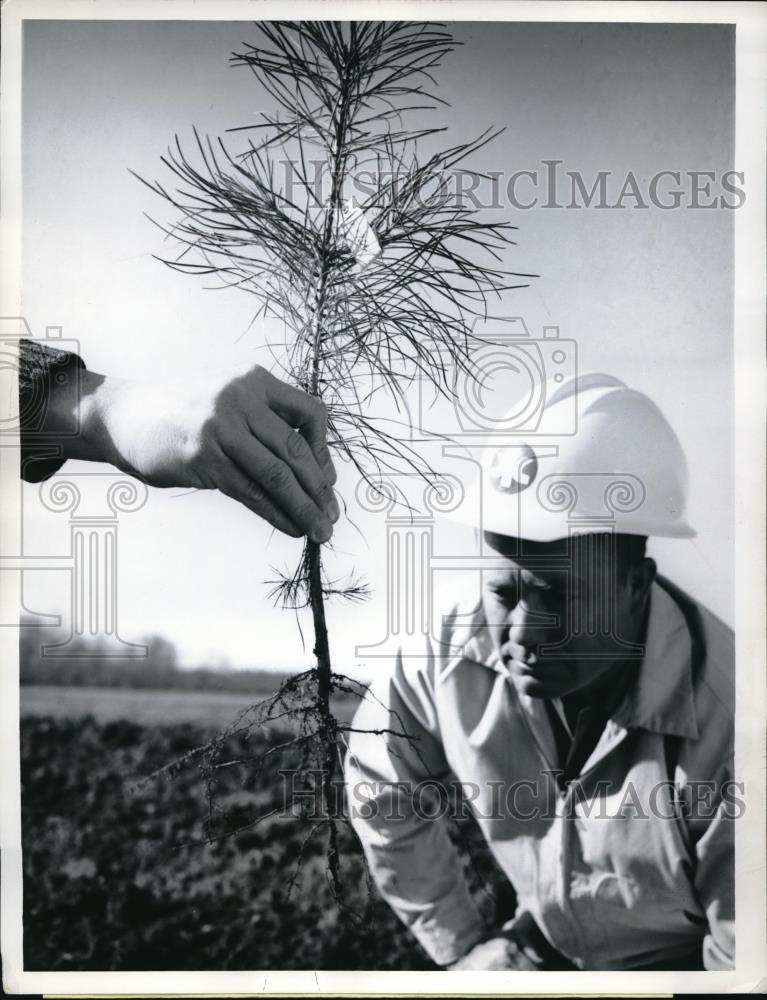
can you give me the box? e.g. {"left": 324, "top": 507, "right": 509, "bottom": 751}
{"left": 347, "top": 752, "right": 487, "bottom": 965}
{"left": 18, "top": 337, "right": 338, "bottom": 537}
{"left": 18, "top": 338, "right": 114, "bottom": 482}
{"left": 47, "top": 367, "right": 122, "bottom": 468}
{"left": 21, "top": 341, "right": 177, "bottom": 480}
{"left": 345, "top": 655, "right": 488, "bottom": 966}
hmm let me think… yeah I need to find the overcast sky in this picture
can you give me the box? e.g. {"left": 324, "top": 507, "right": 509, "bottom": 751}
{"left": 21, "top": 18, "right": 735, "bottom": 671}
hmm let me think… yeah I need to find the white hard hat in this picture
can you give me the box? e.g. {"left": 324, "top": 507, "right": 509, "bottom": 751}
{"left": 449, "top": 372, "right": 695, "bottom": 541}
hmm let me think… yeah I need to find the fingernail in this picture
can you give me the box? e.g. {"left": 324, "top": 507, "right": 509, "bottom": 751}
{"left": 312, "top": 520, "right": 332, "bottom": 544}
{"left": 328, "top": 497, "right": 340, "bottom": 522}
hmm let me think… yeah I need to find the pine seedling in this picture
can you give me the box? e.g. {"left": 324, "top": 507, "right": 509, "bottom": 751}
{"left": 135, "top": 20, "right": 528, "bottom": 904}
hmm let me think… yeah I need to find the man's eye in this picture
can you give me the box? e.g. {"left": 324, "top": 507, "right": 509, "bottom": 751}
{"left": 490, "top": 586, "right": 518, "bottom": 604}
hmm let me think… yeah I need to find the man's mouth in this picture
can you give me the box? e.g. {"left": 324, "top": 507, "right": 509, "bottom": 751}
{"left": 513, "top": 655, "right": 541, "bottom": 671}
{"left": 501, "top": 644, "right": 538, "bottom": 667}
{"left": 512, "top": 657, "right": 559, "bottom": 679}
{"left": 503, "top": 647, "right": 565, "bottom": 681}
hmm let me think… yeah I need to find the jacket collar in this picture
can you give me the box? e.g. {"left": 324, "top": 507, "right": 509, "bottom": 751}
{"left": 612, "top": 582, "right": 699, "bottom": 739}
{"left": 457, "top": 581, "right": 699, "bottom": 740}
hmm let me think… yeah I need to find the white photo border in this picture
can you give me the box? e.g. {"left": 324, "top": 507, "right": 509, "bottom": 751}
{"left": 1, "top": 0, "right": 764, "bottom": 994}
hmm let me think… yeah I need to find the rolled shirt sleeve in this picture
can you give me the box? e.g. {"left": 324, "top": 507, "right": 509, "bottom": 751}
{"left": 18, "top": 338, "right": 86, "bottom": 482}
{"left": 344, "top": 641, "right": 488, "bottom": 966}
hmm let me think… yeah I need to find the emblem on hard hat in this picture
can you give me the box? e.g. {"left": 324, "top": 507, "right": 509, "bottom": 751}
{"left": 489, "top": 444, "right": 538, "bottom": 494}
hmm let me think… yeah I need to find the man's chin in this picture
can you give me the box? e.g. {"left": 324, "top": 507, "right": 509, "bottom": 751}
{"left": 512, "top": 674, "right": 562, "bottom": 699}
{"left": 507, "top": 662, "right": 572, "bottom": 699}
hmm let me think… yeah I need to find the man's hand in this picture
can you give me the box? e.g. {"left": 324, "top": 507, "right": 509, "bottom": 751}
{"left": 448, "top": 935, "right": 541, "bottom": 971}
{"left": 63, "top": 363, "right": 339, "bottom": 541}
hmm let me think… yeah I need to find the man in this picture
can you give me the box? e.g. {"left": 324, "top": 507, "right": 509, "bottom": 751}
{"left": 344, "top": 373, "right": 735, "bottom": 971}
{"left": 17, "top": 337, "right": 338, "bottom": 541}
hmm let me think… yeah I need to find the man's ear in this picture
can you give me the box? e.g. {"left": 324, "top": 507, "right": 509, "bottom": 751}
{"left": 629, "top": 557, "right": 656, "bottom": 607}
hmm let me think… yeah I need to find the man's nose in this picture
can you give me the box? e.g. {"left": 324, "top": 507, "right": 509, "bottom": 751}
{"left": 507, "top": 595, "right": 550, "bottom": 646}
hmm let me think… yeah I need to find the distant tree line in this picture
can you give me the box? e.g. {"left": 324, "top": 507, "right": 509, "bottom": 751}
{"left": 18, "top": 617, "right": 292, "bottom": 695}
